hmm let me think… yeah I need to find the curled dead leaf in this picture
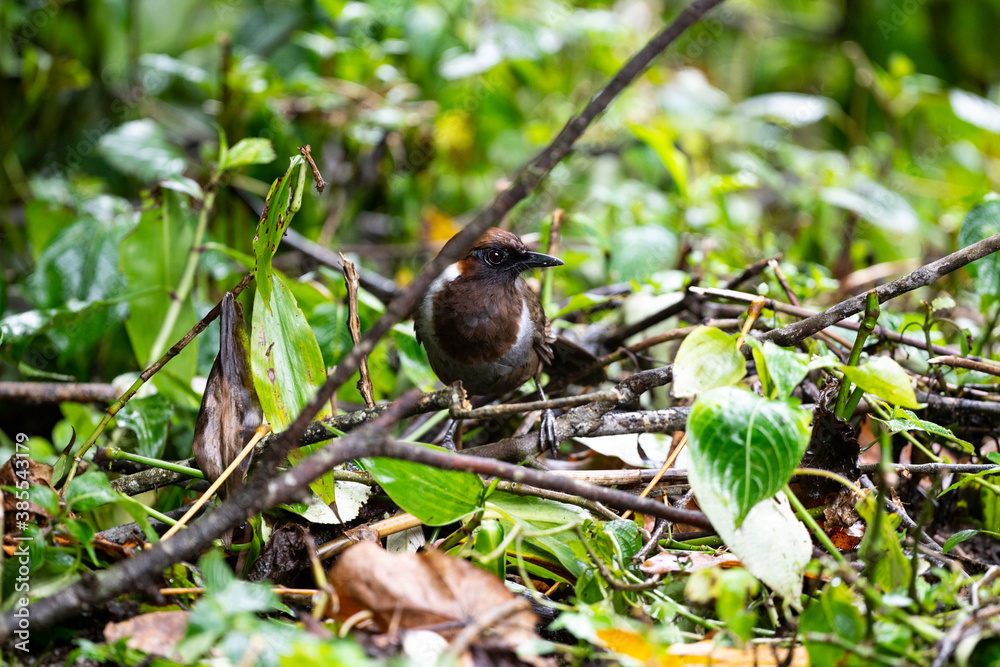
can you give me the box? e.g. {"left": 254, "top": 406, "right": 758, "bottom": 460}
{"left": 640, "top": 551, "right": 741, "bottom": 575}
{"left": 328, "top": 541, "right": 548, "bottom": 664}
{"left": 192, "top": 292, "right": 263, "bottom": 499}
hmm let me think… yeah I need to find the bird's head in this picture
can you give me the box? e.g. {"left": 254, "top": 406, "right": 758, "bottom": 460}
{"left": 452, "top": 228, "right": 563, "bottom": 282}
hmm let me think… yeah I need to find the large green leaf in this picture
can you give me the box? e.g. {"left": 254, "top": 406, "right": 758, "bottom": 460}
{"left": 97, "top": 120, "right": 186, "bottom": 181}
{"left": 958, "top": 201, "right": 1000, "bottom": 300}
{"left": 360, "top": 447, "right": 484, "bottom": 526}
{"left": 687, "top": 387, "right": 811, "bottom": 525}
{"left": 840, "top": 356, "right": 919, "bottom": 409}
{"left": 116, "top": 394, "right": 173, "bottom": 458}
{"left": 253, "top": 155, "right": 307, "bottom": 311}
{"left": 250, "top": 274, "right": 330, "bottom": 431}
{"left": 672, "top": 326, "right": 747, "bottom": 398}
{"left": 119, "top": 190, "right": 198, "bottom": 385}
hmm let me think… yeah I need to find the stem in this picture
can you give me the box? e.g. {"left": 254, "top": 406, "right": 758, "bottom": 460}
{"left": 783, "top": 484, "right": 846, "bottom": 566}
{"left": 147, "top": 185, "right": 218, "bottom": 364}
{"left": 835, "top": 290, "right": 880, "bottom": 418}
{"left": 102, "top": 447, "right": 206, "bottom": 479}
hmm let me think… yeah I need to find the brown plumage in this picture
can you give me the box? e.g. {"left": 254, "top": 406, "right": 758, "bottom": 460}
{"left": 414, "top": 228, "right": 562, "bottom": 397}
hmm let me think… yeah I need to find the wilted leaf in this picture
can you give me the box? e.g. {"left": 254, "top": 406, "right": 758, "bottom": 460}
{"left": 192, "top": 292, "right": 262, "bottom": 499}
{"left": 253, "top": 155, "right": 307, "bottom": 311}
{"left": 673, "top": 326, "right": 747, "bottom": 398}
{"left": 840, "top": 356, "right": 919, "bottom": 409}
{"left": 0, "top": 457, "right": 57, "bottom": 529}
{"left": 640, "top": 550, "right": 740, "bottom": 575}
{"left": 687, "top": 387, "right": 811, "bottom": 525}
{"left": 663, "top": 639, "right": 808, "bottom": 666}
{"left": 687, "top": 468, "right": 812, "bottom": 607}
{"left": 329, "top": 542, "right": 541, "bottom": 655}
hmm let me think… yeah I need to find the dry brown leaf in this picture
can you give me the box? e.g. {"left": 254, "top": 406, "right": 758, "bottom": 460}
{"left": 328, "top": 542, "right": 541, "bottom": 655}
{"left": 662, "top": 640, "right": 809, "bottom": 666}
{"left": 104, "top": 610, "right": 189, "bottom": 658}
{"left": 640, "top": 551, "right": 741, "bottom": 575}
{"left": 191, "top": 292, "right": 262, "bottom": 500}
{"left": 0, "top": 457, "right": 56, "bottom": 531}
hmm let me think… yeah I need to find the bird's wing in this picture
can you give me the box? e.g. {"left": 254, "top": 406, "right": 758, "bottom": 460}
{"left": 524, "top": 287, "right": 555, "bottom": 366}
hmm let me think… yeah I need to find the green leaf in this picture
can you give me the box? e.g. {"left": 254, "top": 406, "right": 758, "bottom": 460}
{"left": 98, "top": 119, "right": 186, "bottom": 181}
{"left": 607, "top": 225, "right": 678, "bottom": 284}
{"left": 119, "top": 190, "right": 198, "bottom": 383}
{"left": 116, "top": 394, "right": 173, "bottom": 458}
{"left": 943, "top": 529, "right": 979, "bottom": 554}
{"left": 856, "top": 494, "right": 911, "bottom": 591}
{"left": 749, "top": 340, "right": 810, "bottom": 400}
{"left": 687, "top": 387, "right": 811, "bottom": 525}
{"left": 840, "top": 357, "right": 920, "bottom": 409}
{"left": 472, "top": 519, "right": 506, "bottom": 579}
{"left": 958, "top": 201, "right": 1000, "bottom": 300}
{"left": 874, "top": 406, "right": 973, "bottom": 453}
{"left": 485, "top": 491, "right": 590, "bottom": 578}
{"left": 360, "top": 447, "right": 484, "bottom": 526}
{"left": 250, "top": 274, "right": 330, "bottom": 431}
{"left": 65, "top": 471, "right": 120, "bottom": 511}
{"left": 253, "top": 155, "right": 307, "bottom": 311}
{"left": 800, "top": 582, "right": 867, "bottom": 667}
{"left": 220, "top": 138, "right": 276, "bottom": 171}
{"left": 630, "top": 122, "right": 689, "bottom": 197}
{"left": 672, "top": 326, "right": 747, "bottom": 398}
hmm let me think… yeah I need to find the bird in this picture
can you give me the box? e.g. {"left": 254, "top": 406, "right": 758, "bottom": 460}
{"left": 414, "top": 227, "right": 564, "bottom": 454}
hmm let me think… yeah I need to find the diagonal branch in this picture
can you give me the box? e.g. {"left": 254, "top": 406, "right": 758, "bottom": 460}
{"left": 762, "top": 234, "right": 1000, "bottom": 347}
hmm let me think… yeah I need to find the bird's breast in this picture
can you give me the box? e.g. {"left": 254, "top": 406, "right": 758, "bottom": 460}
{"left": 414, "top": 265, "right": 537, "bottom": 395}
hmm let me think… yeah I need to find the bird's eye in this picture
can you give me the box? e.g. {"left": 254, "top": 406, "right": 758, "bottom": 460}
{"left": 486, "top": 249, "right": 505, "bottom": 265}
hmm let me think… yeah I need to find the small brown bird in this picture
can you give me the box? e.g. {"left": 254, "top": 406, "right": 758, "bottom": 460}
{"left": 415, "top": 227, "right": 564, "bottom": 453}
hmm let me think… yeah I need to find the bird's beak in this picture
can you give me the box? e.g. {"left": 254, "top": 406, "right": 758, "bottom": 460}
{"left": 521, "top": 251, "right": 564, "bottom": 269}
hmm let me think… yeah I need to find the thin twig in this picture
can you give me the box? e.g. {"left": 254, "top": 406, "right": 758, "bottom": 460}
{"left": 0, "top": 382, "right": 119, "bottom": 403}
{"left": 298, "top": 144, "right": 326, "bottom": 193}
{"left": 161, "top": 424, "right": 271, "bottom": 541}
{"left": 450, "top": 389, "right": 621, "bottom": 419}
{"left": 768, "top": 258, "right": 800, "bottom": 307}
{"left": 340, "top": 253, "right": 375, "bottom": 408}
{"left": 927, "top": 355, "right": 1000, "bottom": 377}
{"left": 621, "top": 434, "right": 687, "bottom": 521}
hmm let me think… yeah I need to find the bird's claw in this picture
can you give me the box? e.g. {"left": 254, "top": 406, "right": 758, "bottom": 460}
{"left": 540, "top": 408, "right": 558, "bottom": 457}
{"left": 441, "top": 420, "right": 459, "bottom": 451}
